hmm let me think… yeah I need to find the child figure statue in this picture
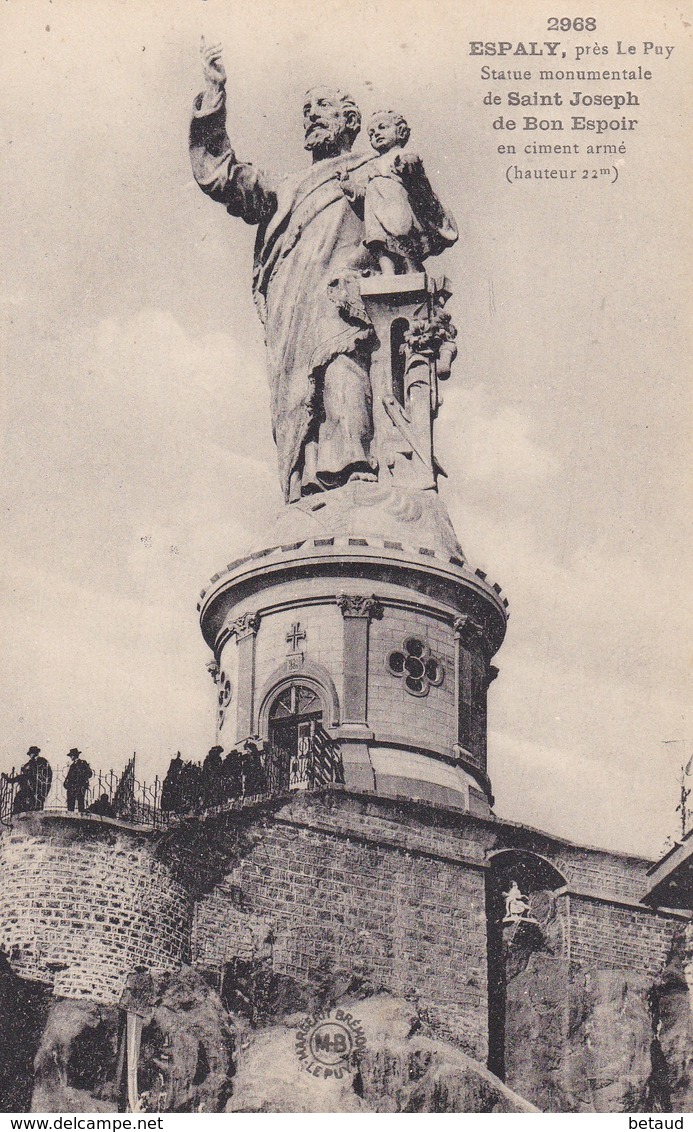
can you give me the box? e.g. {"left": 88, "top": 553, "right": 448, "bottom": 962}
{"left": 355, "top": 110, "right": 458, "bottom": 274}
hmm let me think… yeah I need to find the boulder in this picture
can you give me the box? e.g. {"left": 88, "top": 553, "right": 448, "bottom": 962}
{"left": 226, "top": 994, "right": 536, "bottom": 1113}
{"left": 651, "top": 923, "right": 693, "bottom": 1111}
{"left": 0, "top": 958, "right": 52, "bottom": 1112}
{"left": 29, "top": 965, "right": 234, "bottom": 1113}
{"left": 563, "top": 968, "right": 654, "bottom": 1112}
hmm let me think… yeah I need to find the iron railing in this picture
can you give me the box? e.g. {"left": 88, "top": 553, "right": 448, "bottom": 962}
{"left": 0, "top": 736, "right": 344, "bottom": 829}
{"left": 158, "top": 732, "right": 344, "bottom": 816}
{"left": 0, "top": 756, "right": 166, "bottom": 829}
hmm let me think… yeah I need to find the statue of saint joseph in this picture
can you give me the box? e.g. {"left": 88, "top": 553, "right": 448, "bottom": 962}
{"left": 190, "top": 43, "right": 379, "bottom": 503}
{"left": 191, "top": 43, "right": 457, "bottom": 503}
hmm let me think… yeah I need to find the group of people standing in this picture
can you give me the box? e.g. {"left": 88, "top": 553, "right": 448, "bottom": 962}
{"left": 2, "top": 740, "right": 270, "bottom": 823}
{"left": 160, "top": 741, "right": 266, "bottom": 815}
{"left": 1, "top": 746, "right": 95, "bottom": 815}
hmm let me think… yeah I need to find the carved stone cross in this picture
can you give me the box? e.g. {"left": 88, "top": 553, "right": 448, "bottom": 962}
{"left": 286, "top": 622, "right": 306, "bottom": 652}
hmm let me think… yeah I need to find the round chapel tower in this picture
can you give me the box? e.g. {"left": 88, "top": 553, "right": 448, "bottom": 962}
{"left": 198, "top": 274, "right": 507, "bottom": 816}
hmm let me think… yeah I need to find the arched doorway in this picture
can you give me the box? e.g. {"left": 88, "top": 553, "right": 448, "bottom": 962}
{"left": 267, "top": 683, "right": 343, "bottom": 792}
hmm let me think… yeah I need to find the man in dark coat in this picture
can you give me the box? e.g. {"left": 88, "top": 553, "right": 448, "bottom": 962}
{"left": 202, "top": 744, "right": 224, "bottom": 808}
{"left": 64, "top": 748, "right": 92, "bottom": 813}
{"left": 160, "top": 752, "right": 184, "bottom": 813}
{"left": 179, "top": 760, "right": 203, "bottom": 813}
{"left": 241, "top": 738, "right": 266, "bottom": 797}
{"left": 4, "top": 746, "right": 53, "bottom": 814}
{"left": 221, "top": 749, "right": 243, "bottom": 801}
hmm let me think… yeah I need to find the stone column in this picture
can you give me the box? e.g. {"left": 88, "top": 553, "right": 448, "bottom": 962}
{"left": 229, "top": 612, "right": 261, "bottom": 745}
{"left": 335, "top": 594, "right": 383, "bottom": 792}
{"left": 453, "top": 615, "right": 493, "bottom": 774}
{"left": 361, "top": 273, "right": 438, "bottom": 492}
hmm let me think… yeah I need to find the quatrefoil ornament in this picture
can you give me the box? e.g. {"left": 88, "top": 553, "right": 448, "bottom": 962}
{"left": 387, "top": 636, "right": 445, "bottom": 697}
{"left": 218, "top": 671, "right": 233, "bottom": 726}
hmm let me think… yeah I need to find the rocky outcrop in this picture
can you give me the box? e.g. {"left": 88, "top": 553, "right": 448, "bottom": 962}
{"left": 651, "top": 923, "right": 693, "bottom": 1111}
{"left": 132, "top": 966, "right": 235, "bottom": 1112}
{"left": 31, "top": 999, "right": 120, "bottom": 1113}
{"left": 29, "top": 966, "right": 234, "bottom": 1113}
{"left": 563, "top": 968, "right": 654, "bottom": 1112}
{"left": 0, "top": 957, "right": 52, "bottom": 1112}
{"left": 21, "top": 967, "right": 534, "bottom": 1113}
{"left": 7, "top": 928, "right": 692, "bottom": 1114}
{"left": 503, "top": 953, "right": 570, "bottom": 1110}
{"left": 503, "top": 949, "right": 693, "bottom": 1114}
{"left": 227, "top": 994, "right": 536, "bottom": 1113}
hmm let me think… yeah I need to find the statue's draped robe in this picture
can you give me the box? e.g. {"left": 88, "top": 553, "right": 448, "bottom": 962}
{"left": 190, "top": 92, "right": 377, "bottom": 501}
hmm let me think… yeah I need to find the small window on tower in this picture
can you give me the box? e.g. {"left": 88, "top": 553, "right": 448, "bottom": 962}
{"left": 387, "top": 637, "right": 445, "bottom": 697}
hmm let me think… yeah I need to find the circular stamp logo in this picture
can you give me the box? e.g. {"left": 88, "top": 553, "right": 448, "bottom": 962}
{"left": 295, "top": 1008, "right": 367, "bottom": 1079}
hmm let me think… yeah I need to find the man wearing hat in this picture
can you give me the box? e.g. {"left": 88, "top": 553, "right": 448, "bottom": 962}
{"left": 161, "top": 751, "right": 184, "bottom": 813}
{"left": 202, "top": 744, "right": 224, "bottom": 808}
{"left": 64, "top": 748, "right": 93, "bottom": 813}
{"left": 241, "top": 737, "right": 266, "bottom": 797}
{"left": 3, "top": 746, "right": 52, "bottom": 814}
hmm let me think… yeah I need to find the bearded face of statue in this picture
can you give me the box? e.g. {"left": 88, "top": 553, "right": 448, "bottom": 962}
{"left": 303, "top": 88, "right": 359, "bottom": 159}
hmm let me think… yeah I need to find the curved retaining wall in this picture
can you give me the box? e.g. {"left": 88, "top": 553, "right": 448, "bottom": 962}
{"left": 0, "top": 814, "right": 192, "bottom": 1004}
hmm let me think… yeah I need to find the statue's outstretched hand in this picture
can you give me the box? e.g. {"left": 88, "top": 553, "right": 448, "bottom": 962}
{"left": 200, "top": 37, "right": 227, "bottom": 87}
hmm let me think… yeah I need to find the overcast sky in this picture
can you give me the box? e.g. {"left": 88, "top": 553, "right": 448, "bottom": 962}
{"left": 1, "top": 0, "right": 690, "bottom": 857}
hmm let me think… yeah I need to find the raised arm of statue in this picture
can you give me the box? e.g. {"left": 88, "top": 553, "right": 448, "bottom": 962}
{"left": 190, "top": 40, "right": 278, "bottom": 228}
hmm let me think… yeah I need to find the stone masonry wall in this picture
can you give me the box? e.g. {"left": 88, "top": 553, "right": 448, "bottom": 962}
{"left": 368, "top": 607, "right": 455, "bottom": 756}
{"left": 189, "top": 797, "right": 688, "bottom": 1064}
{"left": 490, "top": 820, "right": 688, "bottom": 979}
{"left": 493, "top": 822, "right": 654, "bottom": 903}
{"left": 553, "top": 848, "right": 651, "bottom": 903}
{"left": 0, "top": 815, "right": 192, "bottom": 1004}
{"left": 1, "top": 790, "right": 685, "bottom": 1078}
{"left": 568, "top": 894, "right": 682, "bottom": 978}
{"left": 191, "top": 794, "right": 490, "bottom": 1060}
{"left": 253, "top": 603, "right": 345, "bottom": 713}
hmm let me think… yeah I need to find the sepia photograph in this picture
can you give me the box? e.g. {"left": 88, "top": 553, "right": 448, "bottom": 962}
{"left": 0, "top": 0, "right": 690, "bottom": 1115}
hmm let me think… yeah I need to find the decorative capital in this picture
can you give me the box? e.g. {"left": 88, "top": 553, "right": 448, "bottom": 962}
{"left": 206, "top": 659, "right": 220, "bottom": 685}
{"left": 230, "top": 611, "right": 261, "bottom": 640}
{"left": 336, "top": 594, "right": 384, "bottom": 620}
{"left": 487, "top": 664, "right": 500, "bottom": 686}
{"left": 403, "top": 309, "right": 457, "bottom": 358}
{"left": 453, "top": 615, "right": 485, "bottom": 648}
